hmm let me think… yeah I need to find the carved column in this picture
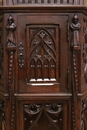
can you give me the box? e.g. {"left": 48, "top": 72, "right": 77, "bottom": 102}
{"left": 70, "top": 14, "right": 81, "bottom": 130}
{"left": 6, "top": 15, "right": 16, "bottom": 130}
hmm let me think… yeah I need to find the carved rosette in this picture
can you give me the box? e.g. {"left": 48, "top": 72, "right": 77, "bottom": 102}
{"left": 70, "top": 14, "right": 81, "bottom": 130}
{"left": 6, "top": 15, "right": 16, "bottom": 130}
{"left": 24, "top": 103, "right": 63, "bottom": 130}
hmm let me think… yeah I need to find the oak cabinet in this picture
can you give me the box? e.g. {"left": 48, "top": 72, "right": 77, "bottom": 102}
{"left": 0, "top": 4, "right": 87, "bottom": 130}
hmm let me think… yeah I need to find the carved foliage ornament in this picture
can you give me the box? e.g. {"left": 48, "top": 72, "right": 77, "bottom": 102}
{"left": 24, "top": 103, "right": 63, "bottom": 130}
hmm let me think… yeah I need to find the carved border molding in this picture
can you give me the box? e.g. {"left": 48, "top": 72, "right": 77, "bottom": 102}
{"left": 6, "top": 15, "right": 16, "bottom": 130}
{"left": 70, "top": 14, "right": 81, "bottom": 130}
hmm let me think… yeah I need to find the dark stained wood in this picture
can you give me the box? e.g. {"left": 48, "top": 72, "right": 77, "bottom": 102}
{"left": 0, "top": 2, "right": 87, "bottom": 130}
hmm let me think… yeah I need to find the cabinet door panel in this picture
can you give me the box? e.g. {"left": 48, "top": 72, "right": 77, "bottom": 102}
{"left": 18, "top": 100, "right": 68, "bottom": 130}
{"left": 17, "top": 14, "right": 69, "bottom": 93}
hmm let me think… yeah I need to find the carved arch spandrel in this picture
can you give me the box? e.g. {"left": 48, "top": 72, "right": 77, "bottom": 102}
{"left": 23, "top": 103, "right": 63, "bottom": 130}
{"left": 26, "top": 25, "right": 59, "bottom": 83}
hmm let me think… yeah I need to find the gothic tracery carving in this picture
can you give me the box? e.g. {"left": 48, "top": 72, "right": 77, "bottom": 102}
{"left": 29, "top": 27, "right": 58, "bottom": 82}
{"left": 24, "top": 103, "right": 63, "bottom": 130}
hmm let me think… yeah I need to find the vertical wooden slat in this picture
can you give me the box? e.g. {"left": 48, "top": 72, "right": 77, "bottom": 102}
{"left": 28, "top": 0, "right": 32, "bottom": 3}
{"left": 25, "top": 0, "right": 28, "bottom": 3}
{"left": 73, "top": 0, "right": 78, "bottom": 4}
{"left": 13, "top": 0, "right": 18, "bottom": 4}
{"left": 49, "top": 0, "right": 54, "bottom": 3}
{"left": 55, "top": 0, "right": 60, "bottom": 4}
{"left": 32, "top": 0, "right": 36, "bottom": 3}
{"left": 69, "top": 0, "right": 73, "bottom": 4}
{"left": 62, "top": 0, "right": 67, "bottom": 3}
{"left": 38, "top": 0, "right": 41, "bottom": 3}
{"left": 44, "top": 0, "right": 48, "bottom": 3}
{"left": 2, "top": 0, "right": 6, "bottom": 5}
{"left": 80, "top": 0, "right": 83, "bottom": 5}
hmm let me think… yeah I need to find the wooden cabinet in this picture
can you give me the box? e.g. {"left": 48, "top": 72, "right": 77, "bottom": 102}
{"left": 0, "top": 3, "right": 87, "bottom": 130}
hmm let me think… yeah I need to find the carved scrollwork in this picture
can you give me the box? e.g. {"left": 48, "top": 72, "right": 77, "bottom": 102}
{"left": 24, "top": 103, "right": 63, "bottom": 130}
{"left": 6, "top": 15, "right": 16, "bottom": 51}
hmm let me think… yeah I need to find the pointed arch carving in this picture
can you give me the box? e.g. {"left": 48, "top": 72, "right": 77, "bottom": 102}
{"left": 27, "top": 25, "right": 59, "bottom": 82}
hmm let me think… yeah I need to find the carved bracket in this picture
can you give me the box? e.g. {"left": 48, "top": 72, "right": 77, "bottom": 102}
{"left": 18, "top": 42, "right": 24, "bottom": 67}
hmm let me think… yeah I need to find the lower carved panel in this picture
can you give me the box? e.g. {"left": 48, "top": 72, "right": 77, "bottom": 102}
{"left": 24, "top": 103, "right": 63, "bottom": 130}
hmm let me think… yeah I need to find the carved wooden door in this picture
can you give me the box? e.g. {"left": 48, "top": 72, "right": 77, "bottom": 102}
{"left": 17, "top": 14, "right": 69, "bottom": 94}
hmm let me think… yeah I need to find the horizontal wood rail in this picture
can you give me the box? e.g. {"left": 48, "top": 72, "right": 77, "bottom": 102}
{"left": 2, "top": 0, "right": 83, "bottom": 5}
